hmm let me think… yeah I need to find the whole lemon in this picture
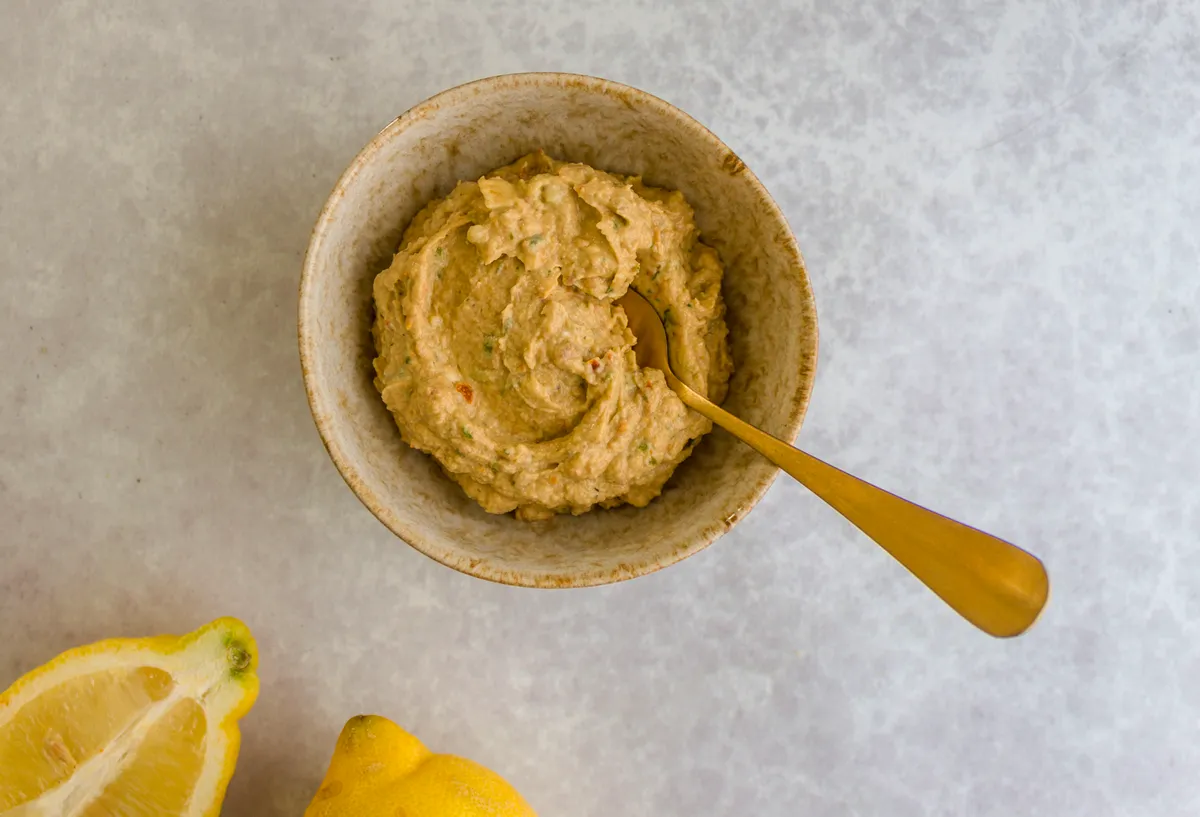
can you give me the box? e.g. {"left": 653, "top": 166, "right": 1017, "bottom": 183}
{"left": 305, "top": 715, "right": 537, "bottom": 817}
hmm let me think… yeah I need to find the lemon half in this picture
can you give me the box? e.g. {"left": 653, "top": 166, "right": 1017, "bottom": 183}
{"left": 0, "top": 618, "right": 259, "bottom": 816}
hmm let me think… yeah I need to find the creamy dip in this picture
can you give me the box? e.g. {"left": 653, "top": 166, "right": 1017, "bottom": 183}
{"left": 373, "top": 152, "right": 731, "bottom": 520}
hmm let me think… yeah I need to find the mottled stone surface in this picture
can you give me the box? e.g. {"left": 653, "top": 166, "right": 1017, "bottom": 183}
{"left": 2, "top": 1, "right": 1197, "bottom": 815}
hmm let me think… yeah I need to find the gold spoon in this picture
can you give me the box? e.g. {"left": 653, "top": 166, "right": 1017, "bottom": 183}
{"left": 617, "top": 289, "right": 1049, "bottom": 637}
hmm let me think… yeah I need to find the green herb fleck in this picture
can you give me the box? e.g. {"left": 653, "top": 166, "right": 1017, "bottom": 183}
{"left": 404, "top": 355, "right": 411, "bottom": 364}
{"left": 649, "top": 457, "right": 658, "bottom": 466}
{"left": 483, "top": 336, "right": 495, "bottom": 354}
{"left": 528, "top": 234, "right": 543, "bottom": 247}
{"left": 662, "top": 307, "right": 673, "bottom": 325}
{"left": 435, "top": 246, "right": 445, "bottom": 258}
{"left": 462, "top": 427, "right": 473, "bottom": 440}
{"left": 637, "top": 441, "right": 649, "bottom": 452}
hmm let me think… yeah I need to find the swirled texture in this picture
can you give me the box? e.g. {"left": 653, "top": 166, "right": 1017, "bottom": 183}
{"left": 373, "top": 152, "right": 731, "bottom": 520}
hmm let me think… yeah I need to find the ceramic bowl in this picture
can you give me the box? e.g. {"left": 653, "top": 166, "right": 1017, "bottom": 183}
{"left": 299, "top": 72, "right": 818, "bottom": 587}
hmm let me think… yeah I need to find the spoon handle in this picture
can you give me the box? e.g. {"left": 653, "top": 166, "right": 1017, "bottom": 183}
{"left": 669, "top": 375, "right": 1049, "bottom": 637}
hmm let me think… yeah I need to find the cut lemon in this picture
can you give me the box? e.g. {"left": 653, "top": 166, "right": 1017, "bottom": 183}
{"left": 0, "top": 618, "right": 259, "bottom": 817}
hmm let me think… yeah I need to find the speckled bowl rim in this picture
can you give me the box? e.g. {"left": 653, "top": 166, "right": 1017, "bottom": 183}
{"left": 299, "top": 72, "right": 818, "bottom": 588}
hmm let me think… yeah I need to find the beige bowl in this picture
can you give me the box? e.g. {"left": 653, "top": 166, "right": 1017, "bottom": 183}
{"left": 299, "top": 73, "right": 818, "bottom": 587}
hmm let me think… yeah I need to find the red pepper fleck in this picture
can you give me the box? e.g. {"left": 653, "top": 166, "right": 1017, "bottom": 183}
{"left": 455, "top": 382, "right": 474, "bottom": 403}
{"left": 590, "top": 358, "right": 601, "bottom": 371}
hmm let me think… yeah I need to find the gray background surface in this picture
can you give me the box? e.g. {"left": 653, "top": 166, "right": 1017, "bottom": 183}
{"left": 2, "top": 1, "right": 1197, "bottom": 815}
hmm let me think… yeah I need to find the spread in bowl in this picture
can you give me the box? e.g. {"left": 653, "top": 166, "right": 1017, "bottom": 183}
{"left": 372, "top": 151, "right": 731, "bottom": 520}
